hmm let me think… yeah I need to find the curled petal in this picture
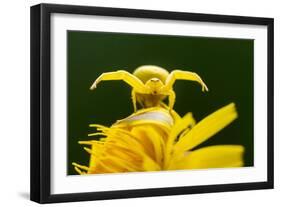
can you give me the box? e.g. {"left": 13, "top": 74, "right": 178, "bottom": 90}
{"left": 173, "top": 103, "right": 238, "bottom": 156}
{"left": 168, "top": 145, "right": 244, "bottom": 170}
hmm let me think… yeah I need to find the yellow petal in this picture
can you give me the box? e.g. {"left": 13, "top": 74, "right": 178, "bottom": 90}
{"left": 142, "top": 157, "right": 161, "bottom": 171}
{"left": 168, "top": 145, "right": 244, "bottom": 170}
{"left": 131, "top": 126, "right": 165, "bottom": 165}
{"left": 173, "top": 103, "right": 238, "bottom": 156}
{"left": 88, "top": 143, "right": 104, "bottom": 171}
{"left": 106, "top": 128, "right": 146, "bottom": 153}
{"left": 72, "top": 162, "right": 89, "bottom": 174}
{"left": 101, "top": 155, "right": 141, "bottom": 172}
{"left": 130, "top": 127, "right": 155, "bottom": 158}
{"left": 164, "top": 112, "right": 195, "bottom": 167}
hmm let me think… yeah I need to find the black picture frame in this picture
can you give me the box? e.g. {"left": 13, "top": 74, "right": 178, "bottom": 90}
{"left": 30, "top": 3, "right": 274, "bottom": 204}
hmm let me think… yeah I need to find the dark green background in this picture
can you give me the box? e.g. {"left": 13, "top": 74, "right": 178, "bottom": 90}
{"left": 67, "top": 31, "right": 254, "bottom": 175}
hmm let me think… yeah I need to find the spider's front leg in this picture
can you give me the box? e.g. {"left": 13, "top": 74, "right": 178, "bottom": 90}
{"left": 90, "top": 70, "right": 147, "bottom": 93}
{"left": 164, "top": 70, "right": 209, "bottom": 92}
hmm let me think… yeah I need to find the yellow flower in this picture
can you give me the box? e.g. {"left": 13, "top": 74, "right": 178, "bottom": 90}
{"left": 72, "top": 103, "right": 244, "bottom": 174}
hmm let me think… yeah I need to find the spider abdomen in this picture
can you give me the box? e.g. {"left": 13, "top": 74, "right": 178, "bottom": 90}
{"left": 133, "top": 65, "right": 169, "bottom": 84}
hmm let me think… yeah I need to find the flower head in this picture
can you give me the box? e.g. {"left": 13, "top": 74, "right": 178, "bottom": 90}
{"left": 72, "top": 103, "right": 244, "bottom": 174}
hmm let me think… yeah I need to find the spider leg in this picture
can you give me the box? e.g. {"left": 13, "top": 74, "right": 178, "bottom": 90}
{"left": 168, "top": 90, "right": 176, "bottom": 110}
{"left": 164, "top": 70, "right": 209, "bottom": 92}
{"left": 131, "top": 90, "right": 137, "bottom": 112}
{"left": 90, "top": 70, "right": 148, "bottom": 93}
{"left": 160, "top": 90, "right": 176, "bottom": 110}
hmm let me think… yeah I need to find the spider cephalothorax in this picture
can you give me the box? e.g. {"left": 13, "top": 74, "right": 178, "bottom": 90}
{"left": 90, "top": 65, "right": 208, "bottom": 111}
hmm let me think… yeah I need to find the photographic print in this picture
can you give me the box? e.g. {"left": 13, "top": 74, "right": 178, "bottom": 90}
{"left": 68, "top": 31, "right": 253, "bottom": 175}
{"left": 31, "top": 4, "right": 273, "bottom": 203}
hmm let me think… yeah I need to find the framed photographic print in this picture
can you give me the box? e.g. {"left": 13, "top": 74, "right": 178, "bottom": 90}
{"left": 30, "top": 3, "right": 274, "bottom": 203}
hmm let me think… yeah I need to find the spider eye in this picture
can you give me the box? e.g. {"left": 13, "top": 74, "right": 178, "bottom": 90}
{"left": 150, "top": 78, "right": 159, "bottom": 82}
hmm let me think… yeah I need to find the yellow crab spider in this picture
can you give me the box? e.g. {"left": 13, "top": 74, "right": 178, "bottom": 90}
{"left": 90, "top": 65, "right": 208, "bottom": 111}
